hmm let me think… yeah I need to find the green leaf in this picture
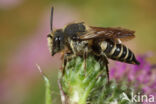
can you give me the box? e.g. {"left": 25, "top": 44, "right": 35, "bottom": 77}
{"left": 36, "top": 64, "right": 52, "bottom": 104}
{"left": 43, "top": 74, "right": 52, "bottom": 104}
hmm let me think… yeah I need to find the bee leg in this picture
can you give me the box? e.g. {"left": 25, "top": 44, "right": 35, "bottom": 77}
{"left": 97, "top": 54, "right": 109, "bottom": 82}
{"left": 60, "top": 53, "right": 65, "bottom": 71}
{"left": 64, "top": 53, "right": 76, "bottom": 60}
{"left": 95, "top": 54, "right": 109, "bottom": 82}
{"left": 61, "top": 52, "right": 74, "bottom": 75}
{"left": 62, "top": 58, "right": 67, "bottom": 75}
{"left": 105, "top": 63, "right": 109, "bottom": 83}
{"left": 63, "top": 52, "right": 76, "bottom": 66}
{"left": 103, "top": 56, "right": 109, "bottom": 82}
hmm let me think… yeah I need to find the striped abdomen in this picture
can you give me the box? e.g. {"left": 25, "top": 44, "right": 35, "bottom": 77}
{"left": 100, "top": 41, "right": 140, "bottom": 65}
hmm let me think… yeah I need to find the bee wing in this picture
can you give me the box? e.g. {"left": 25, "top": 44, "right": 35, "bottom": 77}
{"left": 79, "top": 26, "right": 135, "bottom": 43}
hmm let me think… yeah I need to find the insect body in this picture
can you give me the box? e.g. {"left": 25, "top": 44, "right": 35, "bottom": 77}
{"left": 47, "top": 7, "right": 140, "bottom": 79}
{"left": 99, "top": 40, "right": 139, "bottom": 65}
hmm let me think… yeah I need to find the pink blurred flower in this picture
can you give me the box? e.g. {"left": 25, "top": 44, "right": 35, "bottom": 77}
{"left": 110, "top": 53, "right": 156, "bottom": 103}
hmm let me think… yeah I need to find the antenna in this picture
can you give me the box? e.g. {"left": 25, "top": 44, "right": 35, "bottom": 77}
{"left": 50, "top": 6, "right": 54, "bottom": 32}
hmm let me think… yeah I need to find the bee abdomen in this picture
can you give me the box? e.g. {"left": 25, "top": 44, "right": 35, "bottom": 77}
{"left": 100, "top": 41, "right": 140, "bottom": 65}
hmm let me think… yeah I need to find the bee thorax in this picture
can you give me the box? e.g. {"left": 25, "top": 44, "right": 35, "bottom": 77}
{"left": 70, "top": 40, "right": 90, "bottom": 55}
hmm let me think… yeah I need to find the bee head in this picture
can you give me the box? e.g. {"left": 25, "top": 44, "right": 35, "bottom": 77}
{"left": 52, "top": 29, "right": 65, "bottom": 55}
{"left": 47, "top": 29, "right": 65, "bottom": 56}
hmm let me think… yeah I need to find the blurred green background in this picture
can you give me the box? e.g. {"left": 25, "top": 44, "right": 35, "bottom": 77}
{"left": 0, "top": 0, "right": 155, "bottom": 104}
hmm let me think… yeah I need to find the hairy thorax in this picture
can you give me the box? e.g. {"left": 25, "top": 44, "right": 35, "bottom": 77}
{"left": 69, "top": 40, "right": 92, "bottom": 56}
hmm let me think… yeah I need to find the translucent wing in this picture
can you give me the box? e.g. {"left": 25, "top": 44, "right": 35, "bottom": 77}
{"left": 79, "top": 26, "right": 135, "bottom": 43}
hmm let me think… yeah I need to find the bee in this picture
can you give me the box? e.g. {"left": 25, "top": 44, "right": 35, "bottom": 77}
{"left": 47, "top": 7, "right": 140, "bottom": 79}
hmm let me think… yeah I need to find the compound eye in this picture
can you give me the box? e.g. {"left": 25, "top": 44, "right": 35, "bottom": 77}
{"left": 55, "top": 37, "right": 59, "bottom": 41}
